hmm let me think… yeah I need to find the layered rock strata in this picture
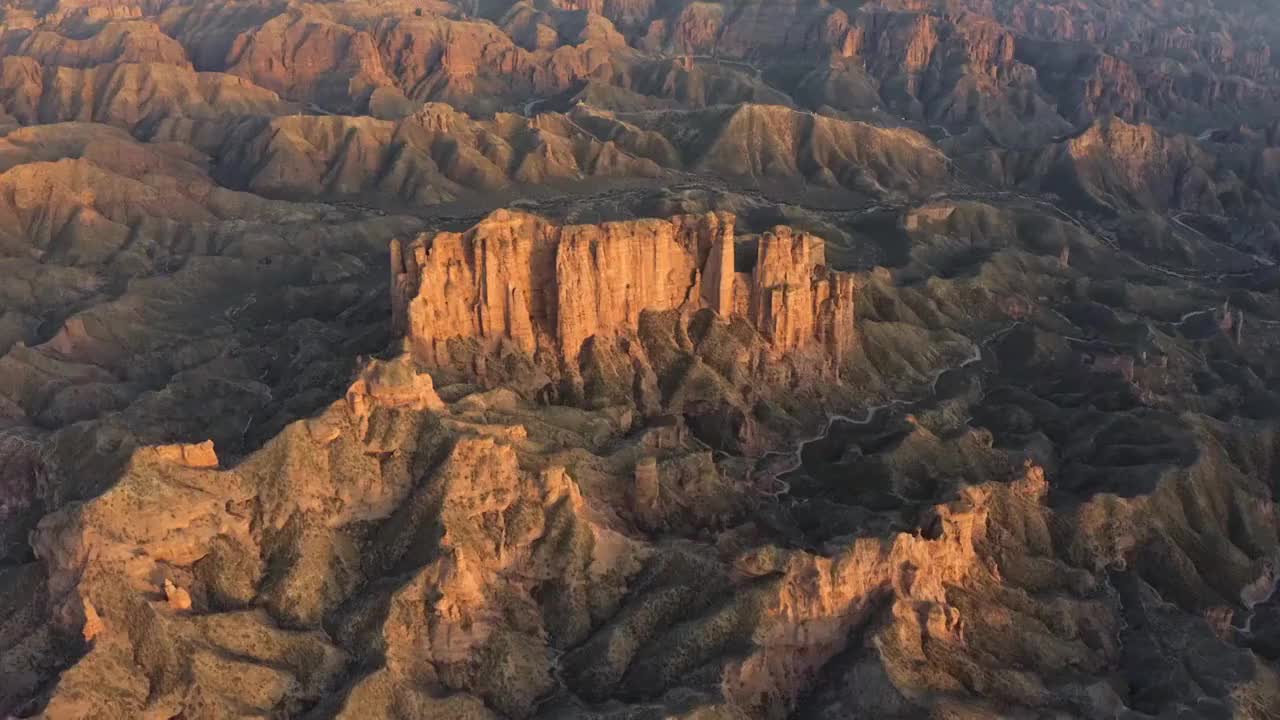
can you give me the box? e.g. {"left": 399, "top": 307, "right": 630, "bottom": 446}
{"left": 390, "top": 210, "right": 856, "bottom": 372}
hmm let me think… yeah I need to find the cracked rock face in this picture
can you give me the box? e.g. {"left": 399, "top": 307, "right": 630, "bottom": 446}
{"left": 6, "top": 0, "right": 1280, "bottom": 719}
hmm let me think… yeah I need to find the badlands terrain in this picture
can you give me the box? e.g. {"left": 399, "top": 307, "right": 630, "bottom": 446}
{"left": 3, "top": 0, "right": 1280, "bottom": 717}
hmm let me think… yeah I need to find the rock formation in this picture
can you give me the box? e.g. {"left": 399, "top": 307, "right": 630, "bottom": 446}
{"left": 391, "top": 210, "right": 855, "bottom": 373}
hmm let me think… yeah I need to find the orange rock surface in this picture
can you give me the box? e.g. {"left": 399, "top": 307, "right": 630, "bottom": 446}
{"left": 392, "top": 210, "right": 855, "bottom": 369}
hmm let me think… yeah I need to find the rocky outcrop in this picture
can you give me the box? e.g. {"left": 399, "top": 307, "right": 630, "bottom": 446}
{"left": 748, "top": 225, "right": 856, "bottom": 361}
{"left": 391, "top": 210, "right": 855, "bottom": 372}
{"left": 13, "top": 339, "right": 656, "bottom": 718}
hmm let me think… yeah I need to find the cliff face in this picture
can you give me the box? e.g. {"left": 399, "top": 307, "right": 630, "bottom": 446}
{"left": 390, "top": 210, "right": 855, "bottom": 372}
{"left": 748, "top": 226, "right": 856, "bottom": 363}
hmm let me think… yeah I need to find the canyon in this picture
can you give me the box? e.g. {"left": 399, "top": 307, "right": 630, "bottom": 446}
{"left": 3, "top": 0, "right": 1280, "bottom": 719}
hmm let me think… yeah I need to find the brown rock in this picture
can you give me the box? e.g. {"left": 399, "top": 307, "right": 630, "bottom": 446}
{"left": 0, "top": 57, "right": 292, "bottom": 133}
{"left": 2, "top": 20, "right": 192, "bottom": 69}
{"left": 164, "top": 578, "right": 193, "bottom": 611}
{"left": 151, "top": 441, "right": 219, "bottom": 469}
{"left": 632, "top": 455, "right": 659, "bottom": 523}
{"left": 748, "top": 226, "right": 856, "bottom": 362}
{"left": 81, "top": 596, "right": 104, "bottom": 642}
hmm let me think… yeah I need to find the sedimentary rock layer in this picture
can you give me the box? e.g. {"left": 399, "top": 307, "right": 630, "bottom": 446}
{"left": 391, "top": 210, "right": 856, "bottom": 368}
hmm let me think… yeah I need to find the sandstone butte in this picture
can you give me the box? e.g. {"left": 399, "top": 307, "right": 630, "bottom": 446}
{"left": 390, "top": 210, "right": 857, "bottom": 372}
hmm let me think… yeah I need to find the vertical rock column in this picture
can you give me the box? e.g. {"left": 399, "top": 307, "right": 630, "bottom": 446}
{"left": 389, "top": 238, "right": 419, "bottom": 337}
{"left": 748, "top": 226, "right": 855, "bottom": 365}
{"left": 632, "top": 456, "right": 660, "bottom": 528}
{"left": 700, "top": 212, "right": 737, "bottom": 316}
{"left": 816, "top": 273, "right": 856, "bottom": 366}
{"left": 749, "top": 227, "right": 826, "bottom": 352}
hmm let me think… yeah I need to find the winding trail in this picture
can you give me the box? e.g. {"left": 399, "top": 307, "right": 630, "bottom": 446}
{"left": 522, "top": 99, "right": 545, "bottom": 117}
{"left": 1237, "top": 568, "right": 1280, "bottom": 636}
{"left": 752, "top": 323, "right": 1017, "bottom": 497}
